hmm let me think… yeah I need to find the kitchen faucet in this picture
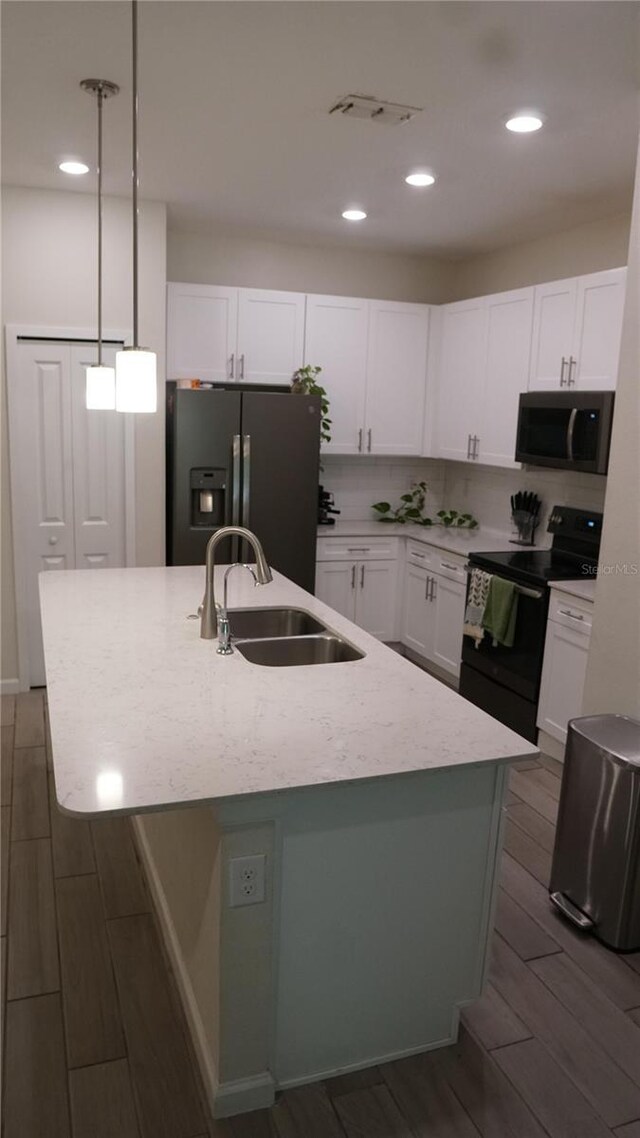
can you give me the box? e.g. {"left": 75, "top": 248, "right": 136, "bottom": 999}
{"left": 200, "top": 526, "right": 272, "bottom": 650}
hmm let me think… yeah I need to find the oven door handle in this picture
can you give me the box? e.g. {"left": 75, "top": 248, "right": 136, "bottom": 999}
{"left": 566, "top": 407, "right": 578, "bottom": 462}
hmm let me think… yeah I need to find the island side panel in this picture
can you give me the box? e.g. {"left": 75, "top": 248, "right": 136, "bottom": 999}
{"left": 269, "top": 761, "right": 507, "bottom": 1087}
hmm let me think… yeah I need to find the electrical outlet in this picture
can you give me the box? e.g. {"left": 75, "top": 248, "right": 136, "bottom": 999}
{"left": 229, "top": 854, "right": 266, "bottom": 908}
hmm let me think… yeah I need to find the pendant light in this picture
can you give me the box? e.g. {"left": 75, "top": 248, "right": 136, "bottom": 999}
{"left": 82, "top": 78, "right": 119, "bottom": 410}
{"left": 115, "top": 0, "right": 157, "bottom": 413}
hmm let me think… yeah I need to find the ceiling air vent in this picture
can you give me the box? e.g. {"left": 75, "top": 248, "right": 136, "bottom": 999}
{"left": 329, "top": 94, "right": 422, "bottom": 126}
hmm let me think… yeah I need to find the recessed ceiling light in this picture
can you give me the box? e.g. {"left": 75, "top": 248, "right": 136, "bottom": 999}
{"left": 405, "top": 172, "right": 436, "bottom": 187}
{"left": 59, "top": 160, "right": 90, "bottom": 175}
{"left": 505, "top": 113, "right": 544, "bottom": 134}
{"left": 342, "top": 208, "right": 367, "bottom": 221}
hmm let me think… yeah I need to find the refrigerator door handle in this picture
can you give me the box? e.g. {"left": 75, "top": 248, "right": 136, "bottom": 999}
{"left": 242, "top": 434, "right": 251, "bottom": 527}
{"left": 231, "top": 435, "right": 242, "bottom": 526}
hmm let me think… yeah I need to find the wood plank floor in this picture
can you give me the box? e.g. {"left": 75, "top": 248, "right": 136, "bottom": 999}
{"left": 2, "top": 689, "right": 640, "bottom": 1138}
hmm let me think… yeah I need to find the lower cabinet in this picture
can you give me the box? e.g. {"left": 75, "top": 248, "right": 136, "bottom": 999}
{"left": 401, "top": 557, "right": 466, "bottom": 678}
{"left": 537, "top": 591, "right": 593, "bottom": 745}
{"left": 315, "top": 559, "right": 398, "bottom": 641}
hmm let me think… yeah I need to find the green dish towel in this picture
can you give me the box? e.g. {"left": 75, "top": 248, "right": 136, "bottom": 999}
{"left": 482, "top": 576, "right": 519, "bottom": 648}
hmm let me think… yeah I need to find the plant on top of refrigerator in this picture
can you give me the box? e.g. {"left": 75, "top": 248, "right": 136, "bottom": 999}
{"left": 291, "top": 365, "right": 331, "bottom": 444}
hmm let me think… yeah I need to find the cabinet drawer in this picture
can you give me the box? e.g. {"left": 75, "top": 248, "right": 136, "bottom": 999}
{"left": 432, "top": 550, "right": 467, "bottom": 584}
{"left": 316, "top": 536, "right": 398, "bottom": 562}
{"left": 406, "top": 540, "right": 435, "bottom": 569}
{"left": 548, "top": 593, "right": 593, "bottom": 636}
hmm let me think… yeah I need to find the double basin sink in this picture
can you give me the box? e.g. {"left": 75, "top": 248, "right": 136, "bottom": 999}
{"left": 227, "top": 607, "right": 364, "bottom": 667}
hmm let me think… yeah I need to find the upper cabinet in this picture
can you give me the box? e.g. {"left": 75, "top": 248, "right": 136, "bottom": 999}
{"left": 304, "top": 296, "right": 430, "bottom": 456}
{"left": 167, "top": 283, "right": 305, "bottom": 385}
{"left": 528, "top": 267, "right": 626, "bottom": 392}
{"left": 433, "top": 288, "right": 534, "bottom": 468}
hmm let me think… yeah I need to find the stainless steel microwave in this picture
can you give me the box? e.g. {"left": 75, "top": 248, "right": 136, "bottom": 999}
{"left": 515, "top": 391, "right": 615, "bottom": 475}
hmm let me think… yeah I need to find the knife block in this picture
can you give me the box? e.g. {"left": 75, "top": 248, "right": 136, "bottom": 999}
{"left": 510, "top": 510, "right": 539, "bottom": 546}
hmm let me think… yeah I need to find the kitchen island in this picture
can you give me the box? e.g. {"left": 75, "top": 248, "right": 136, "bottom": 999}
{"left": 41, "top": 565, "right": 537, "bottom": 1118}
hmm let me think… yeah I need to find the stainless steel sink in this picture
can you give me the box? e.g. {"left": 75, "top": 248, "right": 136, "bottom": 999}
{"left": 228, "top": 607, "right": 327, "bottom": 640}
{"left": 236, "top": 634, "right": 365, "bottom": 667}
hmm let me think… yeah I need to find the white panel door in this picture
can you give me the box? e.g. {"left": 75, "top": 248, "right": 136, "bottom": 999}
{"left": 314, "top": 561, "right": 356, "bottom": 621}
{"left": 355, "top": 560, "right": 398, "bottom": 641}
{"left": 237, "top": 289, "right": 305, "bottom": 384}
{"left": 572, "top": 268, "right": 626, "bottom": 390}
{"left": 304, "top": 295, "right": 369, "bottom": 455}
{"left": 364, "top": 302, "right": 429, "bottom": 456}
{"left": 166, "top": 283, "right": 238, "bottom": 382}
{"left": 435, "top": 299, "right": 486, "bottom": 462}
{"left": 478, "top": 288, "right": 534, "bottom": 468}
{"left": 10, "top": 344, "right": 75, "bottom": 687}
{"left": 537, "top": 620, "right": 591, "bottom": 744}
{"left": 70, "top": 346, "right": 126, "bottom": 570}
{"left": 430, "top": 573, "right": 466, "bottom": 677}
{"left": 528, "top": 278, "right": 576, "bottom": 391}
{"left": 401, "top": 563, "right": 432, "bottom": 657}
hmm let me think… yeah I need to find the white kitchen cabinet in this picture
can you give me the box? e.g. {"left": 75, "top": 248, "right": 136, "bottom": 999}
{"left": 401, "top": 547, "right": 467, "bottom": 678}
{"left": 433, "top": 289, "right": 533, "bottom": 469}
{"left": 537, "top": 592, "right": 593, "bottom": 745}
{"left": 304, "top": 295, "right": 368, "bottom": 455}
{"left": 434, "top": 299, "right": 486, "bottom": 463}
{"left": 356, "top": 560, "right": 399, "bottom": 641}
{"left": 364, "top": 302, "right": 429, "bottom": 456}
{"left": 167, "top": 283, "right": 305, "bottom": 385}
{"left": 314, "top": 561, "right": 356, "bottom": 622}
{"left": 305, "top": 296, "right": 430, "bottom": 457}
{"left": 315, "top": 537, "right": 399, "bottom": 640}
{"left": 528, "top": 268, "right": 625, "bottom": 392}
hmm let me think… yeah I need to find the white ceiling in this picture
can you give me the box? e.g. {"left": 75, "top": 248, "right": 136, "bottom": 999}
{"left": 2, "top": 1, "right": 639, "bottom": 257}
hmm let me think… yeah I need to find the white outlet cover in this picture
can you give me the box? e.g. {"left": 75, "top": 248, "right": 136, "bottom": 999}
{"left": 229, "top": 853, "right": 266, "bottom": 908}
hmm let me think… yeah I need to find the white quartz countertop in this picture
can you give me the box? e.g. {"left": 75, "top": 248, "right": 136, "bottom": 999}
{"left": 318, "top": 520, "right": 527, "bottom": 556}
{"left": 41, "top": 566, "right": 537, "bottom": 817}
{"left": 549, "top": 578, "right": 597, "bottom": 603}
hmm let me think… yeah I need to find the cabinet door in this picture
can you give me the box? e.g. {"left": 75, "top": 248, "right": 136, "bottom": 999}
{"left": 364, "top": 302, "right": 429, "bottom": 456}
{"left": 537, "top": 620, "right": 591, "bottom": 744}
{"left": 315, "top": 561, "right": 356, "bottom": 621}
{"left": 572, "top": 268, "right": 626, "bottom": 390}
{"left": 434, "top": 299, "right": 486, "bottom": 462}
{"left": 430, "top": 573, "right": 466, "bottom": 677}
{"left": 237, "top": 289, "right": 305, "bottom": 384}
{"left": 400, "top": 563, "right": 432, "bottom": 657}
{"left": 304, "top": 295, "right": 368, "bottom": 455}
{"left": 356, "top": 560, "right": 398, "bottom": 641}
{"left": 528, "top": 278, "right": 576, "bottom": 391}
{"left": 167, "top": 283, "right": 238, "bottom": 382}
{"left": 478, "top": 288, "right": 534, "bottom": 469}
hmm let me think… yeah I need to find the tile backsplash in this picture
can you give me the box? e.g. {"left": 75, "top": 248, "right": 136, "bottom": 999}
{"left": 322, "top": 455, "right": 607, "bottom": 534}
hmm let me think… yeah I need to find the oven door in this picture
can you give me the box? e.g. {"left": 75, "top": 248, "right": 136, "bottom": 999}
{"left": 461, "top": 576, "right": 549, "bottom": 702}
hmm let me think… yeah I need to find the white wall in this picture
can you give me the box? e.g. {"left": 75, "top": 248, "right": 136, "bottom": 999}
{"left": 1, "top": 185, "right": 167, "bottom": 686}
{"left": 583, "top": 136, "right": 640, "bottom": 716}
{"left": 168, "top": 225, "right": 457, "bottom": 305}
{"left": 321, "top": 456, "right": 445, "bottom": 523}
{"left": 449, "top": 213, "right": 630, "bottom": 301}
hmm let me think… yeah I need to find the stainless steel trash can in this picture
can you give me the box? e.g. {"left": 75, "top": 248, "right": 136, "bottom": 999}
{"left": 549, "top": 714, "right": 640, "bottom": 951}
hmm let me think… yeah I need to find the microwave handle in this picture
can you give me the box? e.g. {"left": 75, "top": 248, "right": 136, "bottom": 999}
{"left": 566, "top": 407, "right": 578, "bottom": 461}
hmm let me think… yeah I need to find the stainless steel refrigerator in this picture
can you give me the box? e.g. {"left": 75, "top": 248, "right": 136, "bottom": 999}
{"left": 166, "top": 383, "right": 321, "bottom": 592}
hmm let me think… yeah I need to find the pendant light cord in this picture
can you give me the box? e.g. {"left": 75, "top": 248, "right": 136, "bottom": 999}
{"left": 132, "top": 0, "right": 139, "bottom": 347}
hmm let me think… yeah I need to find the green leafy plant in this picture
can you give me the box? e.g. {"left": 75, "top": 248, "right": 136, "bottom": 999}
{"left": 372, "top": 481, "right": 478, "bottom": 529}
{"left": 291, "top": 365, "right": 331, "bottom": 444}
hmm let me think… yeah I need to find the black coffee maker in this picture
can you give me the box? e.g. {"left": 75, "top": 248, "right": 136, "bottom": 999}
{"left": 318, "top": 486, "right": 340, "bottom": 526}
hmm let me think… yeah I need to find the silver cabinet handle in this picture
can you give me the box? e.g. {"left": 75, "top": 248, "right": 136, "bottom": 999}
{"left": 466, "top": 434, "right": 472, "bottom": 460}
{"left": 231, "top": 434, "right": 241, "bottom": 525}
{"left": 568, "top": 356, "right": 576, "bottom": 386}
{"left": 360, "top": 564, "right": 365, "bottom": 588}
{"left": 473, "top": 435, "right": 480, "bottom": 460}
{"left": 229, "top": 353, "right": 235, "bottom": 379}
{"left": 430, "top": 577, "right": 437, "bottom": 601}
{"left": 238, "top": 354, "right": 245, "bottom": 380}
{"left": 347, "top": 547, "right": 370, "bottom": 553}
{"left": 351, "top": 564, "right": 356, "bottom": 589}
{"left": 242, "top": 434, "right": 251, "bottom": 526}
{"left": 367, "top": 429, "right": 372, "bottom": 452}
{"left": 425, "top": 575, "right": 431, "bottom": 601}
{"left": 358, "top": 428, "right": 363, "bottom": 452}
{"left": 559, "top": 608, "right": 585, "bottom": 621}
{"left": 49, "top": 536, "right": 58, "bottom": 545}
{"left": 440, "top": 561, "right": 460, "bottom": 572}
{"left": 411, "top": 551, "right": 426, "bottom": 560}
{"left": 560, "top": 356, "right": 567, "bottom": 386}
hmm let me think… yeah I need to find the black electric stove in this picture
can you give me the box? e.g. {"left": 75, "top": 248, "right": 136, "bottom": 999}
{"left": 459, "top": 506, "right": 602, "bottom": 742}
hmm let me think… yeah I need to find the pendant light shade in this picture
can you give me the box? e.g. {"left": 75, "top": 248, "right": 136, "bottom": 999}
{"left": 115, "top": 0, "right": 158, "bottom": 414}
{"left": 81, "top": 78, "right": 119, "bottom": 410}
{"left": 115, "top": 347, "right": 157, "bottom": 412}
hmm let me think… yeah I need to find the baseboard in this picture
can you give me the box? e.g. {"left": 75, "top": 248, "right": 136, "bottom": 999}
{"left": 0, "top": 678, "right": 21, "bottom": 695}
{"left": 131, "top": 816, "right": 219, "bottom": 1109}
{"left": 213, "top": 1073, "right": 276, "bottom": 1119}
{"left": 537, "top": 729, "right": 565, "bottom": 763}
{"left": 276, "top": 1029, "right": 458, "bottom": 1092}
